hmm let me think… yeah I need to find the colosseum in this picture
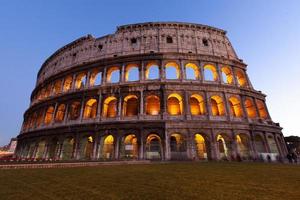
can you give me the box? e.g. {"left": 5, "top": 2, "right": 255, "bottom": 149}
{"left": 15, "top": 22, "right": 288, "bottom": 162}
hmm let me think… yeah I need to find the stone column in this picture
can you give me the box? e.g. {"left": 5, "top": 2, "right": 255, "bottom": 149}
{"left": 216, "top": 63, "right": 223, "bottom": 84}
{"left": 162, "top": 88, "right": 168, "bottom": 119}
{"left": 97, "top": 92, "right": 102, "bottom": 121}
{"left": 114, "top": 135, "right": 120, "bottom": 160}
{"left": 71, "top": 74, "right": 76, "bottom": 90}
{"left": 86, "top": 71, "right": 91, "bottom": 88}
{"left": 232, "top": 67, "right": 239, "bottom": 87}
{"left": 139, "top": 90, "right": 144, "bottom": 119}
{"left": 249, "top": 131, "right": 257, "bottom": 159}
{"left": 253, "top": 98, "right": 260, "bottom": 119}
{"left": 184, "top": 91, "right": 191, "bottom": 119}
{"left": 223, "top": 92, "right": 231, "bottom": 120}
{"left": 102, "top": 67, "right": 107, "bottom": 85}
{"left": 117, "top": 92, "right": 122, "bottom": 120}
{"left": 121, "top": 64, "right": 125, "bottom": 83}
{"left": 92, "top": 133, "right": 99, "bottom": 160}
{"left": 180, "top": 59, "right": 185, "bottom": 81}
{"left": 231, "top": 130, "right": 238, "bottom": 159}
{"left": 63, "top": 104, "right": 69, "bottom": 124}
{"left": 160, "top": 60, "right": 165, "bottom": 81}
{"left": 204, "top": 92, "right": 211, "bottom": 120}
{"left": 263, "top": 132, "right": 271, "bottom": 153}
{"left": 79, "top": 97, "right": 85, "bottom": 122}
{"left": 210, "top": 130, "right": 218, "bottom": 160}
{"left": 200, "top": 61, "right": 205, "bottom": 83}
{"left": 140, "top": 61, "right": 145, "bottom": 81}
{"left": 240, "top": 96, "right": 249, "bottom": 121}
{"left": 139, "top": 130, "right": 144, "bottom": 160}
{"left": 164, "top": 130, "right": 171, "bottom": 160}
{"left": 51, "top": 102, "right": 59, "bottom": 125}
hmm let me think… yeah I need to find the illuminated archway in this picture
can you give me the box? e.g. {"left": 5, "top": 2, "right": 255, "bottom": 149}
{"left": 89, "top": 70, "right": 102, "bottom": 86}
{"left": 228, "top": 96, "right": 243, "bottom": 117}
{"left": 44, "top": 106, "right": 54, "bottom": 125}
{"left": 63, "top": 76, "right": 73, "bottom": 92}
{"left": 62, "top": 137, "right": 75, "bottom": 160}
{"left": 185, "top": 63, "right": 199, "bottom": 80}
{"left": 79, "top": 136, "right": 94, "bottom": 160}
{"left": 75, "top": 72, "right": 87, "bottom": 89}
{"left": 210, "top": 95, "right": 225, "bottom": 116}
{"left": 217, "top": 134, "right": 231, "bottom": 159}
{"left": 120, "top": 134, "right": 138, "bottom": 159}
{"left": 221, "top": 66, "right": 233, "bottom": 84}
{"left": 236, "top": 69, "right": 248, "bottom": 87}
{"left": 53, "top": 79, "right": 62, "bottom": 95}
{"left": 256, "top": 100, "right": 268, "bottom": 119}
{"left": 102, "top": 96, "right": 117, "bottom": 118}
{"left": 244, "top": 98, "right": 257, "bottom": 118}
{"left": 236, "top": 134, "right": 250, "bottom": 159}
{"left": 55, "top": 104, "right": 66, "bottom": 122}
{"left": 123, "top": 95, "right": 138, "bottom": 116}
{"left": 101, "top": 135, "right": 114, "bottom": 159}
{"left": 125, "top": 64, "right": 139, "bottom": 82}
{"left": 146, "top": 95, "right": 160, "bottom": 115}
{"left": 194, "top": 134, "right": 207, "bottom": 160}
{"left": 107, "top": 67, "right": 120, "bottom": 83}
{"left": 190, "top": 94, "right": 205, "bottom": 115}
{"left": 44, "top": 84, "right": 52, "bottom": 98}
{"left": 83, "top": 99, "right": 97, "bottom": 119}
{"left": 167, "top": 93, "right": 183, "bottom": 115}
{"left": 165, "top": 62, "right": 180, "bottom": 79}
{"left": 145, "top": 134, "right": 162, "bottom": 160}
{"left": 170, "top": 133, "right": 187, "bottom": 160}
{"left": 145, "top": 62, "right": 159, "bottom": 80}
{"left": 204, "top": 64, "right": 218, "bottom": 81}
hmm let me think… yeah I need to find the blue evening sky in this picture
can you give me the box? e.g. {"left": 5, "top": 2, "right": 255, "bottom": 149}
{"left": 0, "top": 0, "right": 299, "bottom": 146}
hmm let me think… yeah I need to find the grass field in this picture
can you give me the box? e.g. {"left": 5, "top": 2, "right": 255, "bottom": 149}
{"left": 0, "top": 162, "right": 299, "bottom": 200}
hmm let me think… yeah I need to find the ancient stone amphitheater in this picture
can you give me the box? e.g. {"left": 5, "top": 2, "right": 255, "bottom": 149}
{"left": 15, "top": 22, "right": 287, "bottom": 162}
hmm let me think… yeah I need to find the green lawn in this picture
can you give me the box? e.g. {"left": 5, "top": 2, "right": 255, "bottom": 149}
{"left": 0, "top": 162, "right": 299, "bottom": 200}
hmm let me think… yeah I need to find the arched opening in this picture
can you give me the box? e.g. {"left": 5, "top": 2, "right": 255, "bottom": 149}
{"left": 217, "top": 134, "right": 231, "bottom": 160}
{"left": 44, "top": 84, "right": 52, "bottom": 98}
{"left": 236, "top": 134, "right": 250, "bottom": 159}
{"left": 125, "top": 64, "right": 139, "bottom": 82}
{"left": 167, "top": 93, "right": 183, "bottom": 115}
{"left": 55, "top": 104, "right": 66, "bottom": 122}
{"left": 254, "top": 135, "right": 266, "bottom": 153}
{"left": 123, "top": 95, "right": 138, "bottom": 117}
{"left": 89, "top": 70, "right": 102, "bottom": 86}
{"left": 75, "top": 73, "right": 87, "bottom": 89}
{"left": 165, "top": 62, "right": 180, "bottom": 79}
{"left": 194, "top": 134, "right": 208, "bottom": 160}
{"left": 120, "top": 134, "right": 138, "bottom": 159}
{"left": 101, "top": 135, "right": 114, "bottom": 159}
{"left": 27, "top": 142, "right": 36, "bottom": 158}
{"left": 221, "top": 66, "right": 233, "bottom": 84}
{"left": 79, "top": 136, "right": 94, "bottom": 160}
{"left": 145, "top": 62, "right": 159, "bottom": 80}
{"left": 53, "top": 79, "right": 62, "bottom": 95}
{"left": 63, "top": 76, "right": 73, "bottom": 92}
{"left": 47, "top": 138, "right": 58, "bottom": 160}
{"left": 170, "top": 133, "right": 187, "bottom": 160}
{"left": 256, "top": 100, "right": 268, "bottom": 119}
{"left": 83, "top": 99, "right": 97, "bottom": 119}
{"left": 62, "top": 137, "right": 75, "bottom": 160}
{"left": 204, "top": 64, "right": 218, "bottom": 81}
{"left": 267, "top": 135, "right": 279, "bottom": 154}
{"left": 35, "top": 140, "right": 46, "bottom": 159}
{"left": 210, "top": 95, "right": 225, "bottom": 116}
{"left": 146, "top": 95, "right": 160, "bottom": 115}
{"left": 102, "top": 96, "right": 117, "bottom": 118}
{"left": 68, "top": 101, "right": 81, "bottom": 120}
{"left": 190, "top": 94, "right": 205, "bottom": 115}
{"left": 185, "top": 63, "right": 199, "bottom": 80}
{"left": 36, "top": 111, "right": 44, "bottom": 127}
{"left": 107, "top": 67, "right": 120, "bottom": 83}
{"left": 236, "top": 69, "right": 248, "bottom": 87}
{"left": 44, "top": 106, "right": 54, "bottom": 125}
{"left": 228, "top": 96, "right": 243, "bottom": 117}
{"left": 29, "top": 113, "right": 37, "bottom": 128}
{"left": 145, "top": 134, "right": 162, "bottom": 160}
{"left": 244, "top": 98, "right": 257, "bottom": 118}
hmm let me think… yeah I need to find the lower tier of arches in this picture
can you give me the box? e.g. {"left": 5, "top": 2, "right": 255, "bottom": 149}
{"left": 15, "top": 123, "right": 287, "bottom": 162}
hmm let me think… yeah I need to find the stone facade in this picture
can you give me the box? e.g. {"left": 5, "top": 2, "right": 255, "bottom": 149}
{"left": 15, "top": 22, "right": 287, "bottom": 162}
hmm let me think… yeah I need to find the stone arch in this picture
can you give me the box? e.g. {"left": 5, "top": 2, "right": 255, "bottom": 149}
{"left": 83, "top": 98, "right": 98, "bottom": 119}
{"left": 236, "top": 69, "right": 248, "bottom": 87}
{"left": 89, "top": 70, "right": 102, "bottom": 86}
{"left": 35, "top": 140, "right": 46, "bottom": 159}
{"left": 210, "top": 95, "right": 225, "bottom": 116}
{"left": 190, "top": 94, "right": 205, "bottom": 115}
{"left": 221, "top": 66, "right": 233, "bottom": 84}
{"left": 254, "top": 134, "right": 267, "bottom": 154}
{"left": 120, "top": 134, "right": 138, "bottom": 159}
{"left": 102, "top": 96, "right": 117, "bottom": 118}
{"left": 63, "top": 75, "right": 73, "bottom": 92}
{"left": 61, "top": 137, "right": 75, "bottom": 160}
{"left": 107, "top": 66, "right": 120, "bottom": 83}
{"left": 36, "top": 110, "right": 44, "bottom": 127}
{"left": 256, "top": 99, "right": 268, "bottom": 119}
{"left": 145, "top": 95, "right": 160, "bottom": 115}
{"left": 75, "top": 72, "right": 87, "bottom": 89}
{"left": 125, "top": 64, "right": 139, "bottom": 82}
{"left": 170, "top": 133, "right": 187, "bottom": 160}
{"left": 47, "top": 137, "right": 59, "bottom": 160}
{"left": 185, "top": 63, "right": 199, "bottom": 80}
{"left": 123, "top": 95, "right": 138, "bottom": 117}
{"left": 167, "top": 93, "right": 183, "bottom": 115}
{"left": 44, "top": 84, "right": 52, "bottom": 98}
{"left": 53, "top": 79, "right": 62, "bottom": 95}
{"left": 267, "top": 134, "right": 279, "bottom": 154}
{"left": 236, "top": 133, "right": 251, "bottom": 159}
{"left": 204, "top": 64, "right": 218, "bottom": 81}
{"left": 244, "top": 98, "right": 257, "bottom": 118}
{"left": 194, "top": 133, "right": 210, "bottom": 160}
{"left": 55, "top": 104, "right": 66, "bottom": 122}
{"left": 145, "top": 62, "right": 159, "bottom": 80}
{"left": 44, "top": 106, "right": 54, "bottom": 125}
{"left": 68, "top": 101, "right": 81, "bottom": 120}
{"left": 216, "top": 133, "right": 232, "bottom": 160}
{"left": 228, "top": 96, "right": 243, "bottom": 117}
{"left": 79, "top": 135, "right": 94, "bottom": 160}
{"left": 145, "top": 133, "right": 163, "bottom": 160}
{"left": 100, "top": 135, "right": 115, "bottom": 160}
{"left": 165, "top": 62, "right": 180, "bottom": 79}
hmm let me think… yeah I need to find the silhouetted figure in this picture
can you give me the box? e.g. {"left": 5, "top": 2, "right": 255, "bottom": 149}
{"left": 287, "top": 153, "right": 293, "bottom": 163}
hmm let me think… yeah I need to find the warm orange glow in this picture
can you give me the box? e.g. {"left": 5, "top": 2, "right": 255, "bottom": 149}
{"left": 69, "top": 101, "right": 81, "bottom": 120}
{"left": 228, "top": 96, "right": 243, "bottom": 117}
{"left": 75, "top": 73, "right": 87, "bottom": 89}
{"left": 256, "top": 99, "right": 268, "bottom": 119}
{"left": 44, "top": 106, "right": 54, "bottom": 124}
{"left": 236, "top": 69, "right": 247, "bottom": 87}
{"left": 89, "top": 70, "right": 102, "bottom": 86}
{"left": 211, "top": 95, "right": 225, "bottom": 116}
{"left": 204, "top": 64, "right": 218, "bottom": 81}
{"left": 146, "top": 95, "right": 160, "bottom": 115}
{"left": 167, "top": 93, "right": 183, "bottom": 115}
{"left": 244, "top": 98, "right": 256, "bottom": 118}
{"left": 236, "top": 134, "right": 250, "bottom": 157}
{"left": 185, "top": 63, "right": 200, "bottom": 80}
{"left": 194, "top": 134, "right": 207, "bottom": 159}
{"left": 123, "top": 134, "right": 138, "bottom": 158}
{"left": 102, "top": 96, "right": 117, "bottom": 117}
{"left": 221, "top": 66, "right": 233, "bottom": 84}
{"left": 190, "top": 94, "right": 205, "bottom": 115}
{"left": 53, "top": 79, "right": 62, "bottom": 95}
{"left": 106, "top": 67, "right": 120, "bottom": 83}
{"left": 123, "top": 95, "right": 138, "bottom": 116}
{"left": 44, "top": 84, "right": 52, "bottom": 98}
{"left": 63, "top": 76, "right": 73, "bottom": 92}
{"left": 145, "top": 62, "right": 159, "bottom": 80}
{"left": 125, "top": 64, "right": 139, "bottom": 81}
{"left": 55, "top": 104, "right": 66, "bottom": 122}
{"left": 83, "top": 99, "right": 97, "bottom": 119}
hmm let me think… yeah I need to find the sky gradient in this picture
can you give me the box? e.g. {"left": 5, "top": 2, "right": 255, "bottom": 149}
{"left": 0, "top": 0, "right": 299, "bottom": 146}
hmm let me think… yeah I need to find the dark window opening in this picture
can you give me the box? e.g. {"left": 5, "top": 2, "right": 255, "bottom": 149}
{"left": 98, "top": 44, "right": 103, "bottom": 50}
{"left": 166, "top": 36, "right": 173, "bottom": 44}
{"left": 73, "top": 53, "right": 77, "bottom": 57}
{"left": 131, "top": 38, "right": 137, "bottom": 44}
{"left": 202, "top": 39, "right": 209, "bottom": 47}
